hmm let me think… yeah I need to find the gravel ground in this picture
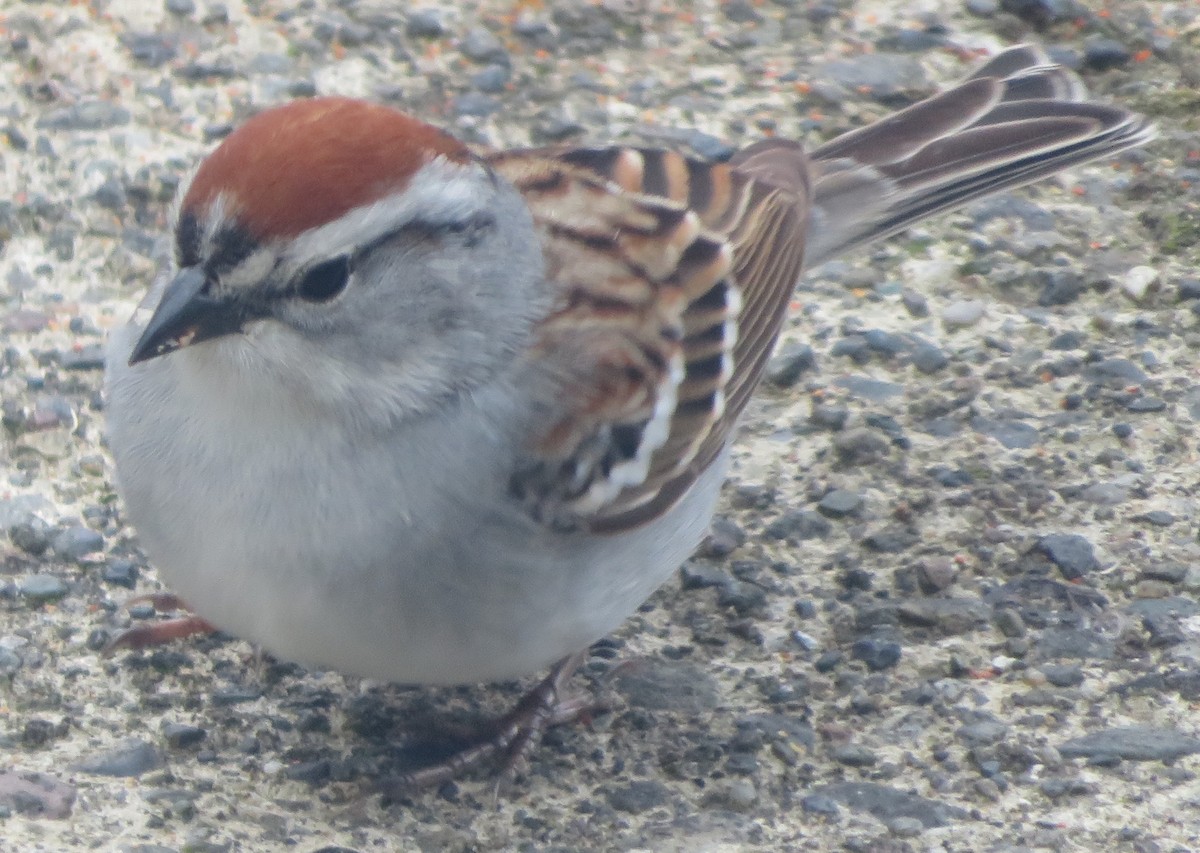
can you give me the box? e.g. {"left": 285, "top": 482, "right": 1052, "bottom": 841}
{"left": 2, "top": 0, "right": 1199, "bottom": 850}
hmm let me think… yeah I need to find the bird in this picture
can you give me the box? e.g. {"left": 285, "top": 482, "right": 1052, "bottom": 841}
{"left": 104, "top": 44, "right": 1153, "bottom": 787}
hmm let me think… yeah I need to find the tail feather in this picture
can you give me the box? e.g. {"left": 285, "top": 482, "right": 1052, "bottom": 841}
{"left": 787, "top": 44, "right": 1154, "bottom": 268}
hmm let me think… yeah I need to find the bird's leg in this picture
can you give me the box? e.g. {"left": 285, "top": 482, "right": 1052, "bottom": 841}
{"left": 102, "top": 593, "right": 217, "bottom": 653}
{"left": 384, "top": 650, "right": 598, "bottom": 793}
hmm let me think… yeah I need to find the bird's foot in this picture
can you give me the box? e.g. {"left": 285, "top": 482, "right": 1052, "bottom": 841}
{"left": 383, "top": 650, "right": 601, "bottom": 795}
{"left": 102, "top": 593, "right": 217, "bottom": 653}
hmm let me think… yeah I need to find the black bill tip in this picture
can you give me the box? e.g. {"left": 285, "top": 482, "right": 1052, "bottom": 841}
{"left": 128, "top": 267, "right": 247, "bottom": 365}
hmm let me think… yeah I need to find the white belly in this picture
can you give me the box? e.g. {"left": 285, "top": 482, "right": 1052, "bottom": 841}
{"left": 106, "top": 329, "right": 721, "bottom": 685}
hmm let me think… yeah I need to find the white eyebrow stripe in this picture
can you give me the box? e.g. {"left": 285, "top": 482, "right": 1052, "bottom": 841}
{"left": 280, "top": 157, "right": 495, "bottom": 271}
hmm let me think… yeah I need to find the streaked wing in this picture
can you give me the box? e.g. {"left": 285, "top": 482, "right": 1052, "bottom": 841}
{"left": 488, "top": 43, "right": 1151, "bottom": 535}
{"left": 488, "top": 147, "right": 809, "bottom": 533}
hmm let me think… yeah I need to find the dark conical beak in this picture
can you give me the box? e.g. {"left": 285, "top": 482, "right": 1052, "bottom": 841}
{"left": 128, "top": 267, "right": 251, "bottom": 365}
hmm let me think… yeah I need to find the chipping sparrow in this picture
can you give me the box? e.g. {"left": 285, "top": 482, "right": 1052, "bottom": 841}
{"left": 105, "top": 45, "right": 1152, "bottom": 783}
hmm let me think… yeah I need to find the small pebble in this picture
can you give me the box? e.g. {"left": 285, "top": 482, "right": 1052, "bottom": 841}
{"left": 888, "top": 816, "right": 925, "bottom": 838}
{"left": 912, "top": 343, "right": 949, "bottom": 374}
{"left": 74, "top": 739, "right": 164, "bottom": 777}
{"left": 1120, "top": 265, "right": 1159, "bottom": 302}
{"left": 965, "top": 0, "right": 999, "bottom": 15}
{"left": 901, "top": 289, "right": 929, "bottom": 317}
{"left": 942, "top": 300, "right": 985, "bottom": 327}
{"left": 102, "top": 560, "right": 139, "bottom": 589}
{"left": 833, "top": 744, "right": 877, "bottom": 767}
{"left": 18, "top": 574, "right": 69, "bottom": 604}
{"left": 459, "top": 27, "right": 507, "bottom": 64}
{"left": 817, "top": 489, "right": 862, "bottom": 518}
{"left": 162, "top": 723, "right": 207, "bottom": 750}
{"left": 766, "top": 343, "right": 816, "bottom": 387}
{"left": 1035, "top": 533, "right": 1098, "bottom": 579}
{"left": 52, "top": 526, "right": 104, "bottom": 561}
{"left": 606, "top": 780, "right": 669, "bottom": 814}
{"left": 852, "top": 639, "right": 901, "bottom": 671}
{"left": 801, "top": 793, "right": 840, "bottom": 816}
{"left": 1084, "top": 38, "right": 1133, "bottom": 71}
{"left": 405, "top": 8, "right": 445, "bottom": 37}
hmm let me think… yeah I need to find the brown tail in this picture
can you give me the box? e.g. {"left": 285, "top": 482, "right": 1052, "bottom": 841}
{"left": 737, "top": 44, "right": 1155, "bottom": 268}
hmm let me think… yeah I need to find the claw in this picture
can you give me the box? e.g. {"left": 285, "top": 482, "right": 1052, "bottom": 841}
{"left": 382, "top": 649, "right": 604, "bottom": 794}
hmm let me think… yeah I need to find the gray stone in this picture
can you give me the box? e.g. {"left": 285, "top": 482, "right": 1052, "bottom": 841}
{"left": 817, "top": 489, "right": 862, "bottom": 518}
{"left": 972, "top": 416, "right": 1039, "bottom": 449}
{"left": 1060, "top": 727, "right": 1200, "bottom": 763}
{"left": 613, "top": 659, "right": 722, "bottom": 713}
{"left": 813, "top": 781, "right": 968, "bottom": 827}
{"left": 0, "top": 771, "right": 75, "bottom": 818}
{"left": 74, "top": 739, "right": 164, "bottom": 777}
{"left": 1036, "top": 533, "right": 1098, "bottom": 579}
{"left": 18, "top": 574, "right": 68, "bottom": 604}
{"left": 605, "top": 779, "right": 669, "bottom": 814}
{"left": 835, "top": 375, "right": 903, "bottom": 401}
{"left": 52, "top": 526, "right": 104, "bottom": 561}
{"left": 37, "top": 102, "right": 131, "bottom": 130}
{"left": 460, "top": 27, "right": 507, "bottom": 64}
{"left": 405, "top": 8, "right": 446, "bottom": 38}
{"left": 852, "top": 638, "right": 901, "bottom": 671}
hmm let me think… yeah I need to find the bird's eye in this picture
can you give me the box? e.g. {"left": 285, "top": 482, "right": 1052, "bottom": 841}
{"left": 295, "top": 256, "right": 351, "bottom": 302}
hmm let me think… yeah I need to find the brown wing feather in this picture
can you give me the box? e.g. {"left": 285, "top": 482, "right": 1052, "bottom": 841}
{"left": 488, "top": 42, "right": 1152, "bottom": 535}
{"left": 491, "top": 147, "right": 810, "bottom": 532}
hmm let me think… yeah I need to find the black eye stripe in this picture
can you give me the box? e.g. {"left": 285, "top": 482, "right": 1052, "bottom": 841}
{"left": 288, "top": 212, "right": 496, "bottom": 304}
{"left": 210, "top": 225, "right": 258, "bottom": 275}
{"left": 294, "top": 255, "right": 351, "bottom": 302}
{"left": 175, "top": 211, "right": 203, "bottom": 268}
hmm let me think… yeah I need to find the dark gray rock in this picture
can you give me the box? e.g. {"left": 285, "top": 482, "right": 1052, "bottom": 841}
{"left": 613, "top": 659, "right": 722, "bottom": 713}
{"left": 605, "top": 779, "right": 670, "bottom": 814}
{"left": 1083, "top": 358, "right": 1147, "bottom": 387}
{"left": 801, "top": 793, "right": 840, "bottom": 815}
{"left": 764, "top": 510, "right": 831, "bottom": 543}
{"left": 1041, "top": 664, "right": 1084, "bottom": 687}
{"left": 470, "top": 64, "right": 510, "bottom": 93}
{"left": 1059, "top": 727, "right": 1200, "bottom": 763}
{"left": 405, "top": 8, "right": 446, "bottom": 38}
{"left": 17, "top": 574, "right": 68, "bottom": 604}
{"left": 957, "top": 719, "right": 1009, "bottom": 746}
{"left": 813, "top": 781, "right": 969, "bottom": 827}
{"left": 912, "top": 343, "right": 949, "bottom": 374}
{"left": 971, "top": 415, "right": 1039, "bottom": 449}
{"left": 37, "top": 102, "right": 131, "bottom": 130}
{"left": 1035, "top": 627, "right": 1115, "bottom": 661}
{"left": 74, "top": 739, "right": 164, "bottom": 777}
{"left": 835, "top": 375, "right": 904, "bottom": 401}
{"left": 9, "top": 518, "right": 51, "bottom": 556}
{"left": 816, "top": 54, "right": 928, "bottom": 101}
{"left": 817, "top": 489, "right": 862, "bottom": 518}
{"left": 1000, "top": 0, "right": 1073, "bottom": 27}
{"left": 861, "top": 527, "right": 919, "bottom": 553}
{"left": 52, "top": 526, "right": 104, "bottom": 561}
{"left": 453, "top": 93, "right": 501, "bottom": 117}
{"left": 852, "top": 639, "right": 901, "bottom": 671}
{"left": 162, "top": 722, "right": 207, "bottom": 750}
{"left": 102, "top": 560, "right": 139, "bottom": 589}
{"left": 1035, "top": 533, "right": 1098, "bottom": 579}
{"left": 832, "top": 744, "right": 877, "bottom": 767}
{"left": 460, "top": 27, "right": 508, "bottom": 64}
{"left": 1084, "top": 38, "right": 1132, "bottom": 71}
{"left": 0, "top": 771, "right": 75, "bottom": 818}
